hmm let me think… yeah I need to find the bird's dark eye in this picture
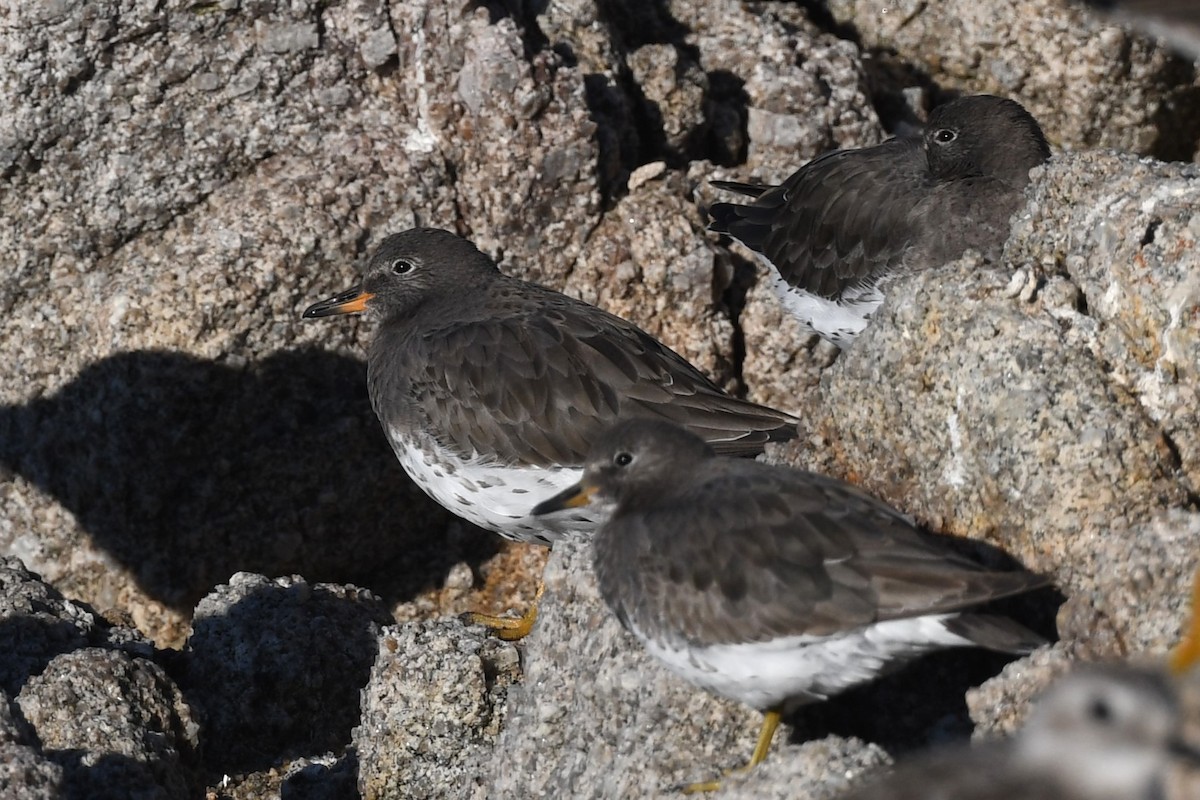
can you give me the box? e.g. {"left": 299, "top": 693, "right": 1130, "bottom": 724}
{"left": 391, "top": 258, "right": 414, "bottom": 275}
{"left": 613, "top": 452, "right": 633, "bottom": 467}
{"left": 934, "top": 128, "right": 957, "bottom": 144}
{"left": 1087, "top": 696, "right": 1113, "bottom": 724}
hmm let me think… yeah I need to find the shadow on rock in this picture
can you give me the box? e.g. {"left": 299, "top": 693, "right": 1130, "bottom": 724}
{"left": 53, "top": 749, "right": 199, "bottom": 800}
{"left": 0, "top": 615, "right": 90, "bottom": 697}
{"left": 279, "top": 750, "right": 360, "bottom": 800}
{"left": 177, "top": 573, "right": 392, "bottom": 774}
{"left": 0, "top": 348, "right": 498, "bottom": 611}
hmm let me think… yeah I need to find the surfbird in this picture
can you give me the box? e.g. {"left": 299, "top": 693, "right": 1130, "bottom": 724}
{"left": 532, "top": 418, "right": 1048, "bottom": 789}
{"left": 708, "top": 95, "right": 1050, "bottom": 348}
{"left": 302, "top": 228, "right": 799, "bottom": 638}
{"left": 842, "top": 664, "right": 1200, "bottom": 800}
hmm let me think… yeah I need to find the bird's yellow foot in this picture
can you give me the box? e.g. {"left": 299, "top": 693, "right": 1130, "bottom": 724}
{"left": 462, "top": 581, "right": 545, "bottom": 641}
{"left": 1169, "top": 568, "right": 1200, "bottom": 674}
{"left": 679, "top": 709, "right": 782, "bottom": 793}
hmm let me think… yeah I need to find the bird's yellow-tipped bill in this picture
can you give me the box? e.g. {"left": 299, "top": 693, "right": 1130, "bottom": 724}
{"left": 302, "top": 285, "right": 375, "bottom": 318}
{"left": 531, "top": 482, "right": 598, "bottom": 515}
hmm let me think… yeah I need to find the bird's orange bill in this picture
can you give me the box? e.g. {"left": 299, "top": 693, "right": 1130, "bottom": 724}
{"left": 531, "top": 482, "right": 597, "bottom": 515}
{"left": 1168, "top": 568, "right": 1200, "bottom": 675}
{"left": 302, "top": 285, "right": 375, "bottom": 318}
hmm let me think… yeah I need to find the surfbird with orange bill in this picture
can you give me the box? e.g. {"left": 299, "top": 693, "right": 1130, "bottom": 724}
{"left": 302, "top": 228, "right": 799, "bottom": 638}
{"left": 533, "top": 418, "right": 1048, "bottom": 789}
{"left": 708, "top": 95, "right": 1050, "bottom": 348}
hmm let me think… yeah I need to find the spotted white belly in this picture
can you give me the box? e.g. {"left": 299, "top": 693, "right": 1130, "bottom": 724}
{"left": 635, "top": 614, "right": 973, "bottom": 710}
{"left": 759, "top": 254, "right": 884, "bottom": 349}
{"left": 388, "top": 427, "right": 604, "bottom": 545}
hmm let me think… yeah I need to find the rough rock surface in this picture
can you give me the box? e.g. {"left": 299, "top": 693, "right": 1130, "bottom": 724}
{"left": 0, "top": 744, "right": 64, "bottom": 800}
{"left": 0, "top": 0, "right": 1199, "bottom": 798}
{"left": 180, "top": 572, "right": 392, "bottom": 773}
{"left": 355, "top": 620, "right": 520, "bottom": 800}
{"left": 17, "top": 647, "right": 201, "bottom": 799}
{"left": 1008, "top": 151, "right": 1200, "bottom": 493}
{"left": 823, "top": 0, "right": 1200, "bottom": 159}
{"left": 0, "top": 557, "right": 200, "bottom": 798}
{"left": 0, "top": 556, "right": 155, "bottom": 694}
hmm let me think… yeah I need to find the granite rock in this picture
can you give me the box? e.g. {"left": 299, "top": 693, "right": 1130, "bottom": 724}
{"left": 355, "top": 620, "right": 521, "bottom": 800}
{"left": 0, "top": 744, "right": 64, "bottom": 800}
{"left": 16, "top": 647, "right": 201, "bottom": 799}
{"left": 180, "top": 572, "right": 392, "bottom": 773}
{"left": 1075, "top": 0, "right": 1200, "bottom": 61}
{"left": 672, "top": 0, "right": 884, "bottom": 173}
{"left": 1006, "top": 151, "right": 1200, "bottom": 493}
{"left": 0, "top": 693, "right": 26, "bottom": 746}
{"left": 0, "top": 0, "right": 531, "bottom": 646}
{"left": 564, "top": 171, "right": 738, "bottom": 383}
{"left": 0, "top": 558, "right": 189, "bottom": 798}
{"left": 0, "top": 555, "right": 152, "bottom": 696}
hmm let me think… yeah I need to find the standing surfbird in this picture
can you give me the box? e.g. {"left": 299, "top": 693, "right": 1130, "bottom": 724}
{"left": 842, "top": 664, "right": 1200, "bottom": 800}
{"left": 532, "top": 418, "right": 1047, "bottom": 789}
{"left": 302, "top": 228, "right": 799, "bottom": 639}
{"left": 708, "top": 95, "right": 1050, "bottom": 348}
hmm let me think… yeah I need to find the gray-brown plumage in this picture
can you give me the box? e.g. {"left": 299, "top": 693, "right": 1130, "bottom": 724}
{"left": 532, "top": 419, "right": 1048, "bottom": 780}
{"left": 843, "top": 664, "right": 1200, "bottom": 800}
{"left": 708, "top": 95, "right": 1050, "bottom": 348}
{"left": 302, "top": 228, "right": 798, "bottom": 547}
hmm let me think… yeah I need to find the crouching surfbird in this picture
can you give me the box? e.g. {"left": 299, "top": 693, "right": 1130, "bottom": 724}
{"left": 302, "top": 228, "right": 798, "bottom": 639}
{"left": 708, "top": 95, "right": 1050, "bottom": 348}
{"left": 533, "top": 418, "right": 1048, "bottom": 790}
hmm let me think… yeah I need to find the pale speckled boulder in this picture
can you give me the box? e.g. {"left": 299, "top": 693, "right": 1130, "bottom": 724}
{"left": 1006, "top": 151, "right": 1200, "bottom": 493}
{"left": 0, "top": 556, "right": 153, "bottom": 695}
{"left": 354, "top": 620, "right": 520, "bottom": 800}
{"left": 0, "top": 688, "right": 64, "bottom": 800}
{"left": 671, "top": 0, "right": 884, "bottom": 174}
{"left": 564, "top": 170, "right": 739, "bottom": 383}
{"left": 1075, "top": 0, "right": 1200, "bottom": 61}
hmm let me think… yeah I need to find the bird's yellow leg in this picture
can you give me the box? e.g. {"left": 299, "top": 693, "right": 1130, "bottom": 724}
{"left": 1169, "top": 568, "right": 1200, "bottom": 674}
{"left": 681, "top": 709, "right": 782, "bottom": 794}
{"left": 464, "top": 581, "right": 545, "bottom": 641}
